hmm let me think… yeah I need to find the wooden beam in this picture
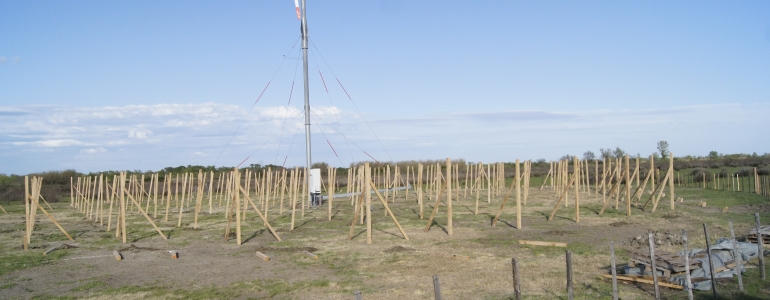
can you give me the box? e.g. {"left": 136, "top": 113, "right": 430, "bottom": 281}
{"left": 369, "top": 181, "right": 409, "bottom": 240}
{"left": 599, "top": 274, "right": 683, "bottom": 290}
{"left": 518, "top": 240, "right": 568, "bottom": 247}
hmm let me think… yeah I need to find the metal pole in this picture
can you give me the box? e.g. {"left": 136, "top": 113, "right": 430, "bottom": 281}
{"left": 300, "top": 0, "right": 313, "bottom": 207}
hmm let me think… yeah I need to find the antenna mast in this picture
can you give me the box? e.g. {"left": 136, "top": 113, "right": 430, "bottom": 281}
{"left": 300, "top": 0, "right": 313, "bottom": 206}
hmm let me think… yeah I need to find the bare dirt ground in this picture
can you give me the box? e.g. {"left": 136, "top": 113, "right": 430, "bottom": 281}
{"left": 1, "top": 185, "right": 768, "bottom": 299}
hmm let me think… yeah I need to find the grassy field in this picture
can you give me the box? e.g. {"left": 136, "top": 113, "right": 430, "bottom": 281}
{"left": 0, "top": 175, "right": 769, "bottom": 299}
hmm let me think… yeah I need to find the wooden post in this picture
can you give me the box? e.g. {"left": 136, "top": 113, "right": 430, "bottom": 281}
{"left": 574, "top": 157, "right": 580, "bottom": 222}
{"left": 648, "top": 232, "right": 660, "bottom": 299}
{"left": 419, "top": 163, "right": 424, "bottom": 219}
{"left": 610, "top": 242, "right": 618, "bottom": 300}
{"left": 669, "top": 153, "right": 675, "bottom": 211}
{"left": 625, "top": 155, "right": 630, "bottom": 216}
{"left": 650, "top": 155, "right": 655, "bottom": 191}
{"left": 683, "top": 230, "right": 694, "bottom": 300}
{"left": 235, "top": 169, "right": 242, "bottom": 245}
{"left": 516, "top": 159, "right": 522, "bottom": 228}
{"left": 446, "top": 158, "right": 452, "bottom": 236}
{"left": 121, "top": 186, "right": 168, "bottom": 240}
{"left": 365, "top": 162, "right": 372, "bottom": 245}
{"left": 703, "top": 223, "right": 718, "bottom": 297}
{"left": 512, "top": 257, "right": 521, "bottom": 300}
{"left": 208, "top": 171, "right": 214, "bottom": 214}
{"left": 291, "top": 167, "right": 298, "bottom": 230}
{"left": 328, "top": 167, "right": 333, "bottom": 220}
{"left": 433, "top": 275, "right": 442, "bottom": 300}
{"left": 566, "top": 250, "right": 574, "bottom": 300}
{"left": 473, "top": 162, "right": 482, "bottom": 215}
{"left": 756, "top": 213, "right": 766, "bottom": 280}
{"left": 369, "top": 181, "right": 409, "bottom": 240}
{"left": 121, "top": 173, "right": 127, "bottom": 243}
{"left": 729, "top": 220, "right": 744, "bottom": 291}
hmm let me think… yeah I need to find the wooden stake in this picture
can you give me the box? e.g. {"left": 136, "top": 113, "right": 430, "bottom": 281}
{"left": 239, "top": 185, "right": 282, "bottom": 241}
{"left": 512, "top": 258, "right": 521, "bottom": 300}
{"left": 516, "top": 159, "right": 522, "bottom": 229}
{"left": 122, "top": 186, "right": 168, "bottom": 240}
{"left": 566, "top": 250, "right": 574, "bottom": 300}
{"left": 446, "top": 158, "right": 452, "bottom": 235}
{"left": 369, "top": 180, "right": 409, "bottom": 240}
{"left": 755, "top": 213, "right": 766, "bottom": 280}
{"left": 359, "top": 164, "right": 371, "bottom": 244}
{"left": 610, "top": 242, "right": 618, "bottom": 300}
{"left": 548, "top": 175, "right": 576, "bottom": 221}
{"left": 625, "top": 155, "right": 630, "bottom": 216}
{"left": 669, "top": 153, "right": 675, "bottom": 211}
{"left": 703, "top": 223, "right": 718, "bottom": 297}
{"left": 574, "top": 157, "right": 580, "bottom": 222}
{"left": 648, "top": 232, "right": 660, "bottom": 299}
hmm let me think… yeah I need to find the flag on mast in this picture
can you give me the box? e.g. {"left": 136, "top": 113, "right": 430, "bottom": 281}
{"left": 294, "top": 0, "right": 301, "bottom": 20}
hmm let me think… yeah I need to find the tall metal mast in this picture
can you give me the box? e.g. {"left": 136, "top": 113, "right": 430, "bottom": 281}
{"left": 300, "top": 0, "right": 312, "bottom": 206}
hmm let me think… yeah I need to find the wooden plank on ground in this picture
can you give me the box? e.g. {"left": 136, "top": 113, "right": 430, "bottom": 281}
{"left": 599, "top": 274, "right": 683, "bottom": 290}
{"left": 518, "top": 240, "right": 568, "bottom": 247}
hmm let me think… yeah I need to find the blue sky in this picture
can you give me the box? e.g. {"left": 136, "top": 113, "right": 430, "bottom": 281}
{"left": 1, "top": 1, "right": 769, "bottom": 174}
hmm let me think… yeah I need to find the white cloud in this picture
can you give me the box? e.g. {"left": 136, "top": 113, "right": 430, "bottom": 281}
{"left": 0, "top": 57, "right": 6, "bottom": 64}
{"left": 128, "top": 129, "right": 152, "bottom": 139}
{"left": 12, "top": 139, "right": 85, "bottom": 147}
{"left": 80, "top": 147, "right": 107, "bottom": 154}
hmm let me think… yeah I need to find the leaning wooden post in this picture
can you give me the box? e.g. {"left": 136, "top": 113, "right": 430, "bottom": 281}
{"left": 512, "top": 257, "right": 521, "bottom": 300}
{"left": 610, "top": 242, "right": 618, "bottom": 300}
{"left": 755, "top": 213, "right": 766, "bottom": 280}
{"left": 648, "top": 232, "right": 660, "bottom": 299}
{"left": 703, "top": 223, "right": 718, "bottom": 297}
{"left": 683, "top": 230, "right": 694, "bottom": 300}
{"left": 234, "top": 169, "right": 242, "bottom": 245}
{"left": 729, "top": 220, "right": 744, "bottom": 291}
{"left": 446, "top": 158, "right": 452, "bottom": 236}
{"left": 669, "top": 153, "right": 675, "bottom": 211}
{"left": 516, "top": 159, "right": 522, "bottom": 229}
{"left": 365, "top": 162, "right": 372, "bottom": 245}
{"left": 566, "top": 250, "right": 574, "bottom": 300}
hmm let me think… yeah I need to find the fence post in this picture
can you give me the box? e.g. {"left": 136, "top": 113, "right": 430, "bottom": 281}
{"left": 354, "top": 290, "right": 362, "bottom": 300}
{"left": 610, "top": 242, "right": 618, "bottom": 300}
{"left": 433, "top": 275, "right": 442, "bottom": 300}
{"left": 512, "top": 258, "right": 521, "bottom": 300}
{"left": 648, "top": 232, "right": 660, "bottom": 299}
{"left": 703, "top": 223, "right": 718, "bottom": 298}
{"left": 756, "top": 213, "right": 766, "bottom": 280}
{"left": 566, "top": 250, "right": 574, "bottom": 300}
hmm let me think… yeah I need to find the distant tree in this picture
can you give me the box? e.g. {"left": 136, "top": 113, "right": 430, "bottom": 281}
{"left": 657, "top": 140, "right": 669, "bottom": 158}
{"left": 311, "top": 162, "right": 329, "bottom": 170}
{"left": 651, "top": 152, "right": 661, "bottom": 160}
{"left": 708, "top": 151, "right": 719, "bottom": 160}
{"left": 599, "top": 148, "right": 613, "bottom": 160}
{"left": 583, "top": 151, "right": 596, "bottom": 161}
{"left": 559, "top": 154, "right": 575, "bottom": 161}
{"left": 613, "top": 147, "right": 626, "bottom": 158}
